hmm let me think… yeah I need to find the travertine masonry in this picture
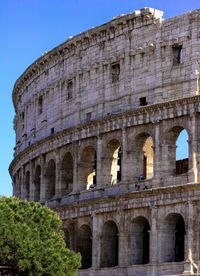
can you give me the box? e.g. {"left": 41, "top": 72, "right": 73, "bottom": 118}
{"left": 10, "top": 7, "right": 200, "bottom": 276}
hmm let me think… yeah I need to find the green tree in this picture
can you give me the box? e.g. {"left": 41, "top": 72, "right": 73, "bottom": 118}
{"left": 0, "top": 197, "right": 81, "bottom": 276}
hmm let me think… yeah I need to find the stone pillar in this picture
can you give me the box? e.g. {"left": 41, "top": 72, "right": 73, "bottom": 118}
{"left": 189, "top": 114, "right": 198, "bottom": 183}
{"left": 16, "top": 170, "right": 21, "bottom": 198}
{"left": 118, "top": 231, "right": 129, "bottom": 267}
{"left": 184, "top": 201, "right": 194, "bottom": 274}
{"left": 92, "top": 213, "right": 101, "bottom": 268}
{"left": 40, "top": 154, "right": 46, "bottom": 203}
{"left": 153, "top": 122, "right": 162, "bottom": 188}
{"left": 121, "top": 128, "right": 127, "bottom": 183}
{"left": 55, "top": 149, "right": 62, "bottom": 198}
{"left": 150, "top": 206, "right": 158, "bottom": 276}
{"left": 20, "top": 166, "right": 24, "bottom": 199}
{"left": 72, "top": 142, "right": 79, "bottom": 193}
{"left": 96, "top": 136, "right": 103, "bottom": 188}
{"left": 29, "top": 161, "right": 34, "bottom": 201}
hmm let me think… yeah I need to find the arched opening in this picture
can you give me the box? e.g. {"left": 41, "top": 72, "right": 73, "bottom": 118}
{"left": 166, "top": 127, "right": 189, "bottom": 176}
{"left": 64, "top": 229, "right": 70, "bottom": 248}
{"left": 79, "top": 146, "right": 96, "bottom": 190}
{"left": 130, "top": 216, "right": 150, "bottom": 265}
{"left": 176, "top": 129, "right": 189, "bottom": 175}
{"left": 102, "top": 139, "right": 121, "bottom": 185}
{"left": 160, "top": 213, "right": 185, "bottom": 263}
{"left": 24, "top": 171, "right": 30, "bottom": 200}
{"left": 61, "top": 152, "right": 73, "bottom": 196}
{"left": 134, "top": 134, "right": 154, "bottom": 180}
{"left": 34, "top": 165, "right": 41, "bottom": 201}
{"left": 101, "top": 221, "right": 118, "bottom": 267}
{"left": 77, "top": 225, "right": 92, "bottom": 269}
{"left": 45, "top": 159, "right": 56, "bottom": 200}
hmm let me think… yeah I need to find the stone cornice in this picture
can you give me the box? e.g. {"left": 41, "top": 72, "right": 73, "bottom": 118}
{"left": 55, "top": 182, "right": 200, "bottom": 219}
{"left": 9, "top": 94, "right": 200, "bottom": 175}
{"left": 12, "top": 7, "right": 164, "bottom": 107}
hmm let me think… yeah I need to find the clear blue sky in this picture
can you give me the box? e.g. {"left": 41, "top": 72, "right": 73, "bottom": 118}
{"left": 0, "top": 0, "right": 198, "bottom": 196}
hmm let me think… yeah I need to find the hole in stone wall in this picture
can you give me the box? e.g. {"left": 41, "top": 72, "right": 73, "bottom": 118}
{"left": 61, "top": 152, "right": 73, "bottom": 196}
{"left": 67, "top": 80, "right": 73, "bottom": 99}
{"left": 34, "top": 165, "right": 41, "bottom": 201}
{"left": 101, "top": 221, "right": 118, "bottom": 267}
{"left": 38, "top": 96, "right": 43, "bottom": 114}
{"left": 130, "top": 216, "right": 150, "bottom": 265}
{"left": 176, "top": 129, "right": 188, "bottom": 175}
{"left": 160, "top": 213, "right": 185, "bottom": 263}
{"left": 172, "top": 45, "right": 183, "bottom": 65}
{"left": 77, "top": 225, "right": 92, "bottom": 269}
{"left": 139, "top": 97, "right": 148, "bottom": 106}
{"left": 142, "top": 136, "right": 154, "bottom": 179}
{"left": 111, "top": 63, "right": 120, "bottom": 83}
{"left": 79, "top": 146, "right": 96, "bottom": 190}
{"left": 45, "top": 159, "right": 56, "bottom": 200}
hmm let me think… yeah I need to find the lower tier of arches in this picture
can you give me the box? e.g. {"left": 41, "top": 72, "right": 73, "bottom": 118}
{"left": 59, "top": 191, "right": 200, "bottom": 276}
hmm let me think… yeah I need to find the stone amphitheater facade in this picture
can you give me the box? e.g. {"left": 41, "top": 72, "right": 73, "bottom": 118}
{"left": 9, "top": 7, "right": 200, "bottom": 276}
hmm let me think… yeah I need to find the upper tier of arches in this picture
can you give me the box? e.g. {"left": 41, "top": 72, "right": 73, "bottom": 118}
{"left": 12, "top": 123, "right": 196, "bottom": 203}
{"left": 12, "top": 8, "right": 200, "bottom": 156}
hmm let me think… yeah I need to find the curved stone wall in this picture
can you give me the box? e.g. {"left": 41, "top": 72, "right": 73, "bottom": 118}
{"left": 10, "top": 7, "right": 200, "bottom": 276}
{"left": 12, "top": 7, "right": 199, "bottom": 156}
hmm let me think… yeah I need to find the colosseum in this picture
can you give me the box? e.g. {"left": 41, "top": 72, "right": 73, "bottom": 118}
{"left": 9, "top": 7, "right": 200, "bottom": 276}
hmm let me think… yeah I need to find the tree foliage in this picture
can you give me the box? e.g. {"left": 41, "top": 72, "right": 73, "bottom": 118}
{"left": 0, "top": 197, "right": 81, "bottom": 275}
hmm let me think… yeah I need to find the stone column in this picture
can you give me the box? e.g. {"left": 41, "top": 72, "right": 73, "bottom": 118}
{"left": 184, "top": 201, "right": 194, "bottom": 274}
{"left": 150, "top": 206, "right": 158, "bottom": 276}
{"left": 121, "top": 128, "right": 127, "bottom": 183}
{"left": 92, "top": 212, "right": 101, "bottom": 268}
{"left": 96, "top": 136, "right": 103, "bottom": 188}
{"left": 40, "top": 154, "right": 46, "bottom": 203}
{"left": 118, "top": 231, "right": 129, "bottom": 267}
{"left": 153, "top": 122, "right": 162, "bottom": 188}
{"left": 20, "top": 166, "right": 24, "bottom": 199}
{"left": 29, "top": 161, "right": 34, "bottom": 201}
{"left": 72, "top": 142, "right": 79, "bottom": 193}
{"left": 16, "top": 170, "right": 21, "bottom": 198}
{"left": 189, "top": 114, "right": 198, "bottom": 183}
{"left": 55, "top": 149, "right": 62, "bottom": 198}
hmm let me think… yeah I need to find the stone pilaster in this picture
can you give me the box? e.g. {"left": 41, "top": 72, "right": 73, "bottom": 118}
{"left": 55, "top": 149, "right": 62, "bottom": 197}
{"left": 189, "top": 114, "right": 198, "bottom": 182}
{"left": 92, "top": 213, "right": 101, "bottom": 268}
{"left": 72, "top": 142, "right": 79, "bottom": 193}
{"left": 96, "top": 136, "right": 103, "bottom": 188}
{"left": 20, "top": 166, "right": 24, "bottom": 199}
{"left": 153, "top": 122, "right": 161, "bottom": 188}
{"left": 29, "top": 161, "right": 34, "bottom": 201}
{"left": 118, "top": 231, "right": 129, "bottom": 267}
{"left": 121, "top": 128, "right": 127, "bottom": 182}
{"left": 150, "top": 206, "right": 158, "bottom": 276}
{"left": 183, "top": 201, "right": 194, "bottom": 274}
{"left": 40, "top": 154, "right": 46, "bottom": 203}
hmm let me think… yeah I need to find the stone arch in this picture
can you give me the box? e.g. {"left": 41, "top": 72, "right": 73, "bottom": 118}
{"left": 102, "top": 139, "right": 122, "bottom": 185}
{"left": 130, "top": 216, "right": 150, "bottom": 265}
{"left": 79, "top": 146, "right": 96, "bottom": 190}
{"left": 61, "top": 152, "right": 73, "bottom": 196}
{"left": 24, "top": 171, "right": 30, "bottom": 200}
{"left": 159, "top": 213, "right": 186, "bottom": 263}
{"left": 165, "top": 126, "right": 189, "bottom": 176}
{"left": 45, "top": 159, "right": 56, "bottom": 200}
{"left": 134, "top": 133, "right": 154, "bottom": 180}
{"left": 77, "top": 224, "right": 92, "bottom": 269}
{"left": 34, "top": 165, "right": 41, "bottom": 201}
{"left": 101, "top": 220, "right": 118, "bottom": 267}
